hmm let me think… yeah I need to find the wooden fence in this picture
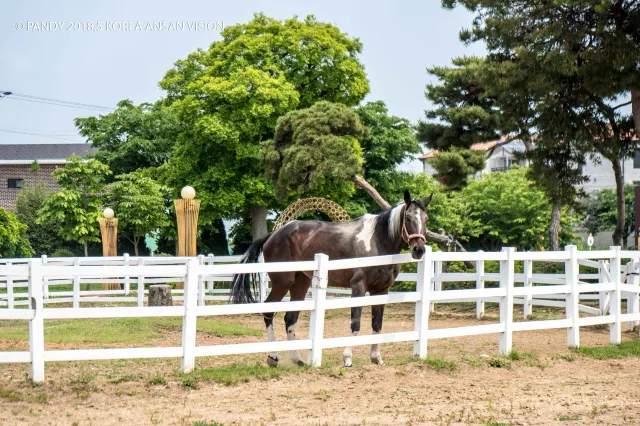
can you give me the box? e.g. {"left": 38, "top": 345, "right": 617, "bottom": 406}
{"left": 1, "top": 245, "right": 640, "bottom": 383}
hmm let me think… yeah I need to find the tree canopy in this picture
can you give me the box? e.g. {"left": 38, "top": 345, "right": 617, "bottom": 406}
{"left": 0, "top": 208, "right": 34, "bottom": 258}
{"left": 37, "top": 155, "right": 111, "bottom": 256}
{"left": 159, "top": 14, "right": 370, "bottom": 238}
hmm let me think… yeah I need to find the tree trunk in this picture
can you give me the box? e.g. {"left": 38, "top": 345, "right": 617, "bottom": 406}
{"left": 549, "top": 201, "right": 561, "bottom": 251}
{"left": 612, "top": 158, "right": 625, "bottom": 247}
{"left": 351, "top": 175, "right": 391, "bottom": 210}
{"left": 632, "top": 89, "right": 640, "bottom": 137}
{"left": 134, "top": 236, "right": 139, "bottom": 257}
{"left": 251, "top": 205, "right": 268, "bottom": 240}
{"left": 84, "top": 241, "right": 88, "bottom": 257}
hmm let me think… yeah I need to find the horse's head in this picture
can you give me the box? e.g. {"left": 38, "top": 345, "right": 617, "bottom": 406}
{"left": 403, "top": 189, "right": 433, "bottom": 260}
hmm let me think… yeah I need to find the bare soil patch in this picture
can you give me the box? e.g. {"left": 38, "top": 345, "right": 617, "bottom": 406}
{"left": 1, "top": 303, "right": 639, "bottom": 425}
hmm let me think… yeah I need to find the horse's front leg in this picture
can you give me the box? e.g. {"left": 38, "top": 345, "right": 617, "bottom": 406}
{"left": 370, "top": 304, "right": 386, "bottom": 365}
{"left": 343, "top": 272, "right": 365, "bottom": 367}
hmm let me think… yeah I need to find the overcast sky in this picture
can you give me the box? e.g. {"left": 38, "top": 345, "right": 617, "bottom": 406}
{"left": 0, "top": 0, "right": 485, "bottom": 172}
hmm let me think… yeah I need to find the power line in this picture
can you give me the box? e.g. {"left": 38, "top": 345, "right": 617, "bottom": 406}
{"left": 0, "top": 91, "right": 115, "bottom": 112}
{"left": 0, "top": 128, "right": 85, "bottom": 143}
{"left": 0, "top": 125, "right": 80, "bottom": 135}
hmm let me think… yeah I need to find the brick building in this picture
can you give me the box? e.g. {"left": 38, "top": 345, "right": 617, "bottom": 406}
{"left": 0, "top": 143, "right": 95, "bottom": 210}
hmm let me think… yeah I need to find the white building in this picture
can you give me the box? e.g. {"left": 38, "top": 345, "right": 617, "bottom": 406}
{"left": 419, "top": 138, "right": 639, "bottom": 193}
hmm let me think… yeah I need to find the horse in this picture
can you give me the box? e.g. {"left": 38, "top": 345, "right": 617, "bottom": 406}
{"left": 230, "top": 190, "right": 432, "bottom": 367}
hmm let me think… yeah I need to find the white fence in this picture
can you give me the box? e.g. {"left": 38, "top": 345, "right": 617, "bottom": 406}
{"left": 1, "top": 245, "right": 640, "bottom": 383}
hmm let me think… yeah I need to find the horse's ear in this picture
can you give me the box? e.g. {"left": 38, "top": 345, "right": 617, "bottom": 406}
{"left": 404, "top": 189, "right": 411, "bottom": 205}
{"left": 423, "top": 193, "right": 433, "bottom": 207}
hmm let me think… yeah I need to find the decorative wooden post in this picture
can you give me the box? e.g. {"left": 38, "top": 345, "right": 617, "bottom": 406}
{"left": 99, "top": 208, "right": 120, "bottom": 290}
{"left": 175, "top": 186, "right": 200, "bottom": 289}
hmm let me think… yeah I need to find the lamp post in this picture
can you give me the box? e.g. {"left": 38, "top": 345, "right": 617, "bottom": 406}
{"left": 175, "top": 186, "right": 200, "bottom": 257}
{"left": 99, "top": 208, "right": 119, "bottom": 290}
{"left": 174, "top": 186, "right": 200, "bottom": 290}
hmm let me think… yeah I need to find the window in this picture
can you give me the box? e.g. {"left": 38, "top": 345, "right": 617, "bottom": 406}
{"left": 634, "top": 150, "right": 640, "bottom": 169}
{"left": 8, "top": 178, "right": 24, "bottom": 189}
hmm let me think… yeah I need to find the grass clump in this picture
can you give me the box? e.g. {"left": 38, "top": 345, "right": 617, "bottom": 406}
{"left": 193, "top": 422, "right": 224, "bottom": 426}
{"left": 182, "top": 363, "right": 301, "bottom": 386}
{"left": 573, "top": 339, "right": 640, "bottom": 359}
{"left": 109, "top": 374, "right": 143, "bottom": 384}
{"left": 148, "top": 375, "right": 167, "bottom": 386}
{"left": 0, "top": 388, "right": 48, "bottom": 403}
{"left": 488, "top": 358, "right": 510, "bottom": 369}
{"left": 420, "top": 357, "right": 457, "bottom": 372}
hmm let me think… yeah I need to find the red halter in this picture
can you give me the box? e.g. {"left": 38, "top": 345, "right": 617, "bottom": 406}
{"left": 401, "top": 205, "right": 427, "bottom": 244}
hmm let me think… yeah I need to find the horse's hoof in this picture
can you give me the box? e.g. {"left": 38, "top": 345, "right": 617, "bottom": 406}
{"left": 343, "top": 357, "right": 353, "bottom": 368}
{"left": 371, "top": 356, "right": 385, "bottom": 365}
{"left": 267, "top": 355, "right": 279, "bottom": 367}
{"left": 296, "top": 360, "right": 306, "bottom": 367}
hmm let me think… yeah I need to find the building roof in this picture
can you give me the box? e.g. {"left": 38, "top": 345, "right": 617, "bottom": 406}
{"left": 0, "top": 143, "right": 96, "bottom": 164}
{"left": 418, "top": 140, "right": 500, "bottom": 160}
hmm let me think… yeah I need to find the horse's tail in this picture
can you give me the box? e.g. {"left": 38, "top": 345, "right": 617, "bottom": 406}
{"left": 230, "top": 232, "right": 273, "bottom": 304}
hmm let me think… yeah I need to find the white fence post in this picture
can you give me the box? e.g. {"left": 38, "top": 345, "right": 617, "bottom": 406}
{"left": 181, "top": 258, "right": 199, "bottom": 373}
{"left": 29, "top": 259, "right": 45, "bottom": 383}
{"left": 123, "top": 253, "right": 130, "bottom": 295}
{"left": 41, "top": 255, "right": 48, "bottom": 300}
{"left": 475, "top": 251, "right": 484, "bottom": 319}
{"left": 197, "top": 254, "right": 205, "bottom": 306}
{"left": 523, "top": 258, "right": 533, "bottom": 319}
{"left": 599, "top": 260, "right": 610, "bottom": 315}
{"left": 499, "top": 247, "right": 515, "bottom": 356}
{"left": 413, "top": 247, "right": 433, "bottom": 359}
{"left": 137, "top": 258, "right": 145, "bottom": 307}
{"left": 610, "top": 246, "right": 622, "bottom": 344}
{"left": 207, "top": 254, "right": 214, "bottom": 294}
{"left": 72, "top": 258, "right": 80, "bottom": 309}
{"left": 308, "top": 253, "right": 328, "bottom": 367}
{"left": 565, "top": 245, "right": 580, "bottom": 347}
{"left": 629, "top": 259, "right": 640, "bottom": 329}
{"left": 6, "top": 261, "right": 13, "bottom": 309}
{"left": 430, "top": 260, "right": 442, "bottom": 313}
{"left": 259, "top": 253, "right": 267, "bottom": 303}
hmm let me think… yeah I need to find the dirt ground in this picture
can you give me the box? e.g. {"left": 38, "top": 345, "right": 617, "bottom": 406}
{"left": 1, "top": 303, "right": 640, "bottom": 426}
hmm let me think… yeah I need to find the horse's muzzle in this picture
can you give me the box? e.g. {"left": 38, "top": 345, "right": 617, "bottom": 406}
{"left": 411, "top": 245, "right": 425, "bottom": 260}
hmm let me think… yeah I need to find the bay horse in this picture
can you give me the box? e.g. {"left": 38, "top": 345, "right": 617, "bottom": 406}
{"left": 230, "top": 190, "right": 432, "bottom": 367}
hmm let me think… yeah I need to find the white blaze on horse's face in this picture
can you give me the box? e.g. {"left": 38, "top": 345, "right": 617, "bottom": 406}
{"left": 405, "top": 203, "right": 427, "bottom": 259}
{"left": 355, "top": 214, "right": 377, "bottom": 253}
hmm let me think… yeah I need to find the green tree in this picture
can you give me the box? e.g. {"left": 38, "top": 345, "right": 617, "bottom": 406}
{"left": 159, "top": 14, "right": 370, "bottom": 239}
{"left": 461, "top": 167, "right": 578, "bottom": 251}
{"left": 76, "top": 100, "right": 182, "bottom": 178}
{"left": 262, "top": 101, "right": 366, "bottom": 204}
{"left": 108, "top": 171, "right": 170, "bottom": 256}
{"left": 37, "top": 155, "right": 111, "bottom": 257}
{"left": 582, "top": 184, "right": 635, "bottom": 248}
{"left": 15, "top": 182, "right": 56, "bottom": 256}
{"left": 0, "top": 208, "right": 34, "bottom": 258}
{"left": 444, "top": 0, "right": 640, "bottom": 247}
{"left": 347, "top": 101, "right": 422, "bottom": 216}
{"left": 426, "top": 147, "right": 486, "bottom": 190}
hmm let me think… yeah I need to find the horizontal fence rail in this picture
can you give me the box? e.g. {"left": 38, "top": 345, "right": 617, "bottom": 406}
{"left": 1, "top": 246, "right": 640, "bottom": 382}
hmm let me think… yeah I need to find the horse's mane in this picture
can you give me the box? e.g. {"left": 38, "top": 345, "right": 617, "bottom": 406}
{"left": 375, "top": 204, "right": 404, "bottom": 241}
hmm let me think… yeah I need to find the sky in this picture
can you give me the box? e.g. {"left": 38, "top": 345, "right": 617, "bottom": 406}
{"left": 0, "top": 0, "right": 485, "bottom": 173}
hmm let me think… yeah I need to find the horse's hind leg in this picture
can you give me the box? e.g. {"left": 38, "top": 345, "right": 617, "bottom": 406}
{"left": 370, "top": 303, "right": 386, "bottom": 365}
{"left": 343, "top": 270, "right": 366, "bottom": 367}
{"left": 284, "top": 272, "right": 311, "bottom": 367}
{"left": 263, "top": 272, "right": 295, "bottom": 367}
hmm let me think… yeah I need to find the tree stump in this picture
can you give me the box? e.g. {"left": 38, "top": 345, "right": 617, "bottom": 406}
{"left": 148, "top": 285, "right": 173, "bottom": 306}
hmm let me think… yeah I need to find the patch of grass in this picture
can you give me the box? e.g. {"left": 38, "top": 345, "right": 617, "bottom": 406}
{"left": 507, "top": 349, "right": 538, "bottom": 362}
{"left": 193, "top": 422, "right": 224, "bottom": 426}
{"left": 573, "top": 339, "right": 640, "bottom": 359}
{"left": 488, "top": 358, "right": 510, "bottom": 369}
{"left": 109, "top": 374, "right": 143, "bottom": 384}
{"left": 420, "top": 357, "right": 457, "bottom": 372}
{"left": 182, "top": 363, "right": 303, "bottom": 386}
{"left": 0, "top": 388, "right": 48, "bottom": 403}
{"left": 181, "top": 377, "right": 198, "bottom": 389}
{"left": 555, "top": 415, "right": 582, "bottom": 421}
{"left": 0, "top": 317, "right": 262, "bottom": 344}
{"left": 148, "top": 375, "right": 167, "bottom": 386}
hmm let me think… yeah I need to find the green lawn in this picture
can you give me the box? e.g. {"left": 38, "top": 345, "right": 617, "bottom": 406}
{"left": 573, "top": 339, "right": 640, "bottom": 359}
{"left": 0, "top": 317, "right": 263, "bottom": 344}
